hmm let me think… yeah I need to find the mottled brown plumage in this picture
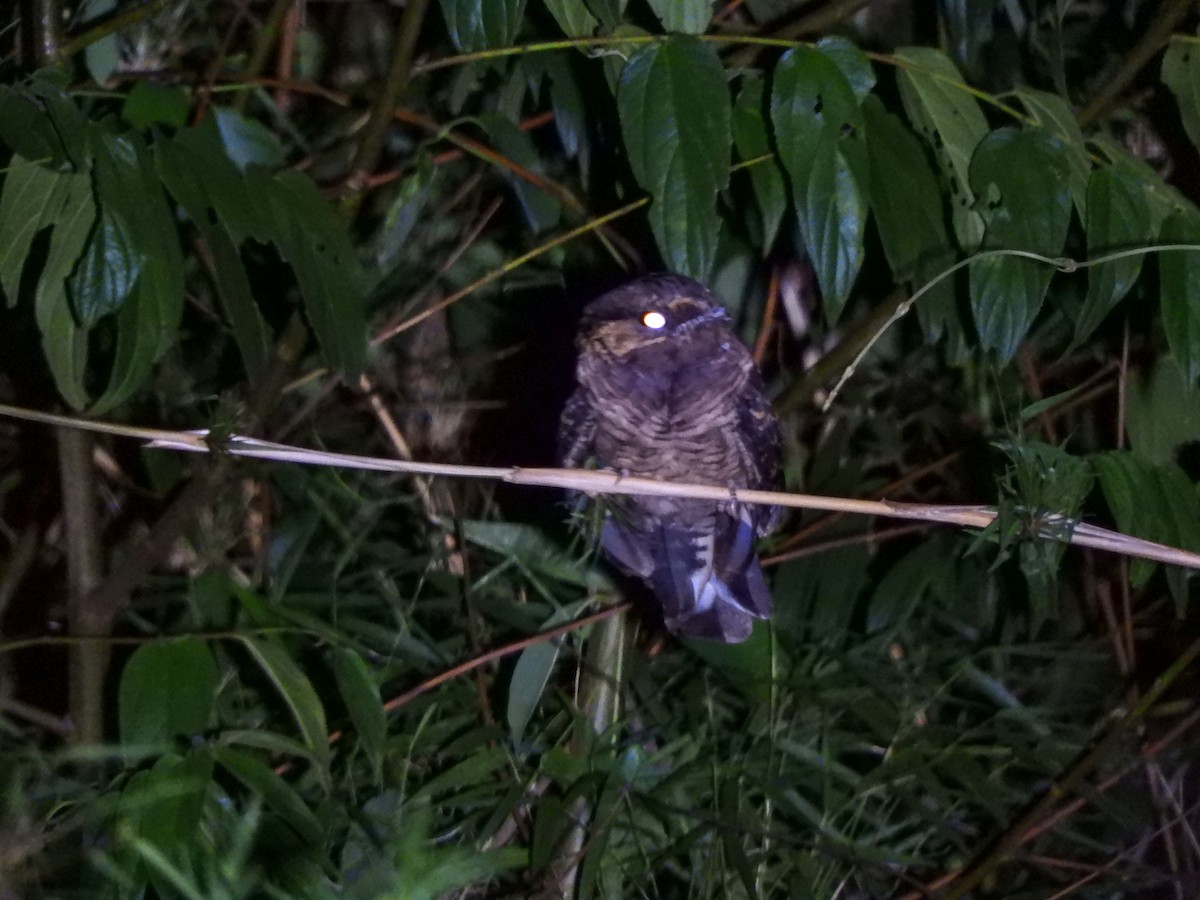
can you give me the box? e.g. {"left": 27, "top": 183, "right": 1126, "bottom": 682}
{"left": 559, "top": 273, "right": 781, "bottom": 642}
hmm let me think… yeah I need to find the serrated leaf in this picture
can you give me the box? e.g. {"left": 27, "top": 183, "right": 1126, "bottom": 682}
{"left": 863, "top": 95, "right": 956, "bottom": 341}
{"left": 1073, "top": 166, "right": 1160, "bottom": 346}
{"left": 732, "top": 75, "right": 786, "bottom": 251}
{"left": 214, "top": 747, "right": 325, "bottom": 846}
{"left": 772, "top": 46, "right": 868, "bottom": 320}
{"left": 1163, "top": 36, "right": 1200, "bottom": 157}
{"left": 237, "top": 636, "right": 331, "bottom": 772}
{"left": 1014, "top": 87, "right": 1091, "bottom": 220}
{"left": 968, "top": 127, "right": 1072, "bottom": 360}
{"left": 263, "top": 170, "right": 367, "bottom": 376}
{"left": 118, "top": 639, "right": 218, "bottom": 745}
{"left": 327, "top": 647, "right": 386, "bottom": 778}
{"left": 438, "top": 0, "right": 527, "bottom": 51}
{"left": 1158, "top": 206, "right": 1200, "bottom": 383}
{"left": 543, "top": 0, "right": 599, "bottom": 36}
{"left": 895, "top": 46, "right": 988, "bottom": 251}
{"left": 645, "top": 0, "right": 711, "bottom": 34}
{"left": 618, "top": 35, "right": 730, "bottom": 280}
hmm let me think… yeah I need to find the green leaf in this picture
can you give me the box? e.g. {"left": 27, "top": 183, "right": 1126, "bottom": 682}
{"left": 460, "top": 519, "right": 613, "bottom": 590}
{"left": 214, "top": 747, "right": 325, "bottom": 847}
{"left": 264, "top": 170, "right": 367, "bottom": 377}
{"left": 1013, "top": 87, "right": 1092, "bottom": 220}
{"left": 117, "top": 753, "right": 211, "bottom": 874}
{"left": 118, "top": 639, "right": 218, "bottom": 745}
{"left": 543, "top": 0, "right": 599, "bottom": 36}
{"left": 0, "top": 159, "right": 75, "bottom": 305}
{"left": 326, "top": 647, "right": 386, "bottom": 778}
{"left": 895, "top": 46, "right": 988, "bottom": 251}
{"left": 506, "top": 603, "right": 583, "bottom": 744}
{"left": 68, "top": 204, "right": 141, "bottom": 326}
{"left": 479, "top": 113, "right": 562, "bottom": 231}
{"left": 645, "top": 0, "right": 711, "bottom": 34}
{"left": 817, "top": 36, "right": 876, "bottom": 99}
{"left": 438, "top": 0, "right": 527, "bottom": 51}
{"left": 0, "top": 87, "right": 70, "bottom": 165}
{"left": 585, "top": 0, "right": 626, "bottom": 27}
{"left": 1162, "top": 36, "right": 1200, "bottom": 157}
{"left": 968, "top": 127, "right": 1072, "bottom": 361}
{"left": 213, "top": 107, "right": 287, "bottom": 171}
{"left": 155, "top": 130, "right": 272, "bottom": 378}
{"left": 1158, "top": 206, "right": 1200, "bottom": 383}
{"left": 80, "top": 0, "right": 120, "bottom": 86}
{"left": 732, "top": 75, "right": 786, "bottom": 251}
{"left": 1073, "top": 166, "right": 1159, "bottom": 346}
{"left": 771, "top": 46, "right": 868, "bottom": 320}
{"left": 619, "top": 35, "right": 730, "bottom": 280}
{"left": 1093, "top": 450, "right": 1200, "bottom": 599}
{"left": 92, "top": 136, "right": 186, "bottom": 413}
{"left": 122, "top": 81, "right": 190, "bottom": 130}
{"left": 1126, "top": 356, "right": 1200, "bottom": 464}
{"left": 863, "top": 95, "right": 956, "bottom": 341}
{"left": 543, "top": 53, "right": 588, "bottom": 165}
{"left": 34, "top": 172, "right": 95, "bottom": 409}
{"left": 237, "top": 635, "right": 331, "bottom": 772}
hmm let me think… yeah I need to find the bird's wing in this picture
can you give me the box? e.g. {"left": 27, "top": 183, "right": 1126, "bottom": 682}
{"left": 734, "top": 372, "right": 783, "bottom": 535}
{"left": 557, "top": 388, "right": 597, "bottom": 469}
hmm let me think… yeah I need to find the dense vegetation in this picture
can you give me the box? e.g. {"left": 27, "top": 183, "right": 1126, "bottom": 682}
{"left": 2, "top": 0, "right": 1200, "bottom": 896}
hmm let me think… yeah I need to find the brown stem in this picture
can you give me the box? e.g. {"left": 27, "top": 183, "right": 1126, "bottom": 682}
{"left": 345, "top": 0, "right": 433, "bottom": 214}
{"left": 24, "top": 0, "right": 61, "bottom": 64}
{"left": 232, "top": 0, "right": 296, "bottom": 114}
{"left": 1078, "top": 0, "right": 1194, "bottom": 127}
{"left": 57, "top": 427, "right": 105, "bottom": 745}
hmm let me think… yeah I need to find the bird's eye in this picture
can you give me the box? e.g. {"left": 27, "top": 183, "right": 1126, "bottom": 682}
{"left": 641, "top": 311, "right": 667, "bottom": 330}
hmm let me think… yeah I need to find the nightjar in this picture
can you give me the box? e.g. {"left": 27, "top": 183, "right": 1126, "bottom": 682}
{"left": 559, "top": 273, "right": 782, "bottom": 643}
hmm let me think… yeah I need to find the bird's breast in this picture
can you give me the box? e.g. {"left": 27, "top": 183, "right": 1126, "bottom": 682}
{"left": 581, "top": 353, "right": 749, "bottom": 484}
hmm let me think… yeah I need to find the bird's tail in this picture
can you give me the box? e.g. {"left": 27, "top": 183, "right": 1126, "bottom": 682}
{"left": 603, "top": 512, "right": 772, "bottom": 643}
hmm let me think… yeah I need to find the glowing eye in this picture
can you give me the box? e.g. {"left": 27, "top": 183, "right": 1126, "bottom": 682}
{"left": 641, "top": 311, "right": 667, "bottom": 330}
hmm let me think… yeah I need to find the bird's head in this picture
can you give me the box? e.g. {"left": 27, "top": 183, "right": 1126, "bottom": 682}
{"left": 577, "top": 273, "right": 732, "bottom": 362}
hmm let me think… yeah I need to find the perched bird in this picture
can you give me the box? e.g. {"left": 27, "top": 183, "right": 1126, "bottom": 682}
{"left": 559, "top": 273, "right": 782, "bottom": 643}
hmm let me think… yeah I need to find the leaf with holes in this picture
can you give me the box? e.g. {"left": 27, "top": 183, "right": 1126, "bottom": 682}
{"left": 968, "top": 127, "right": 1072, "bottom": 361}
{"left": 772, "top": 46, "right": 868, "bottom": 320}
{"left": 895, "top": 46, "right": 988, "bottom": 251}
